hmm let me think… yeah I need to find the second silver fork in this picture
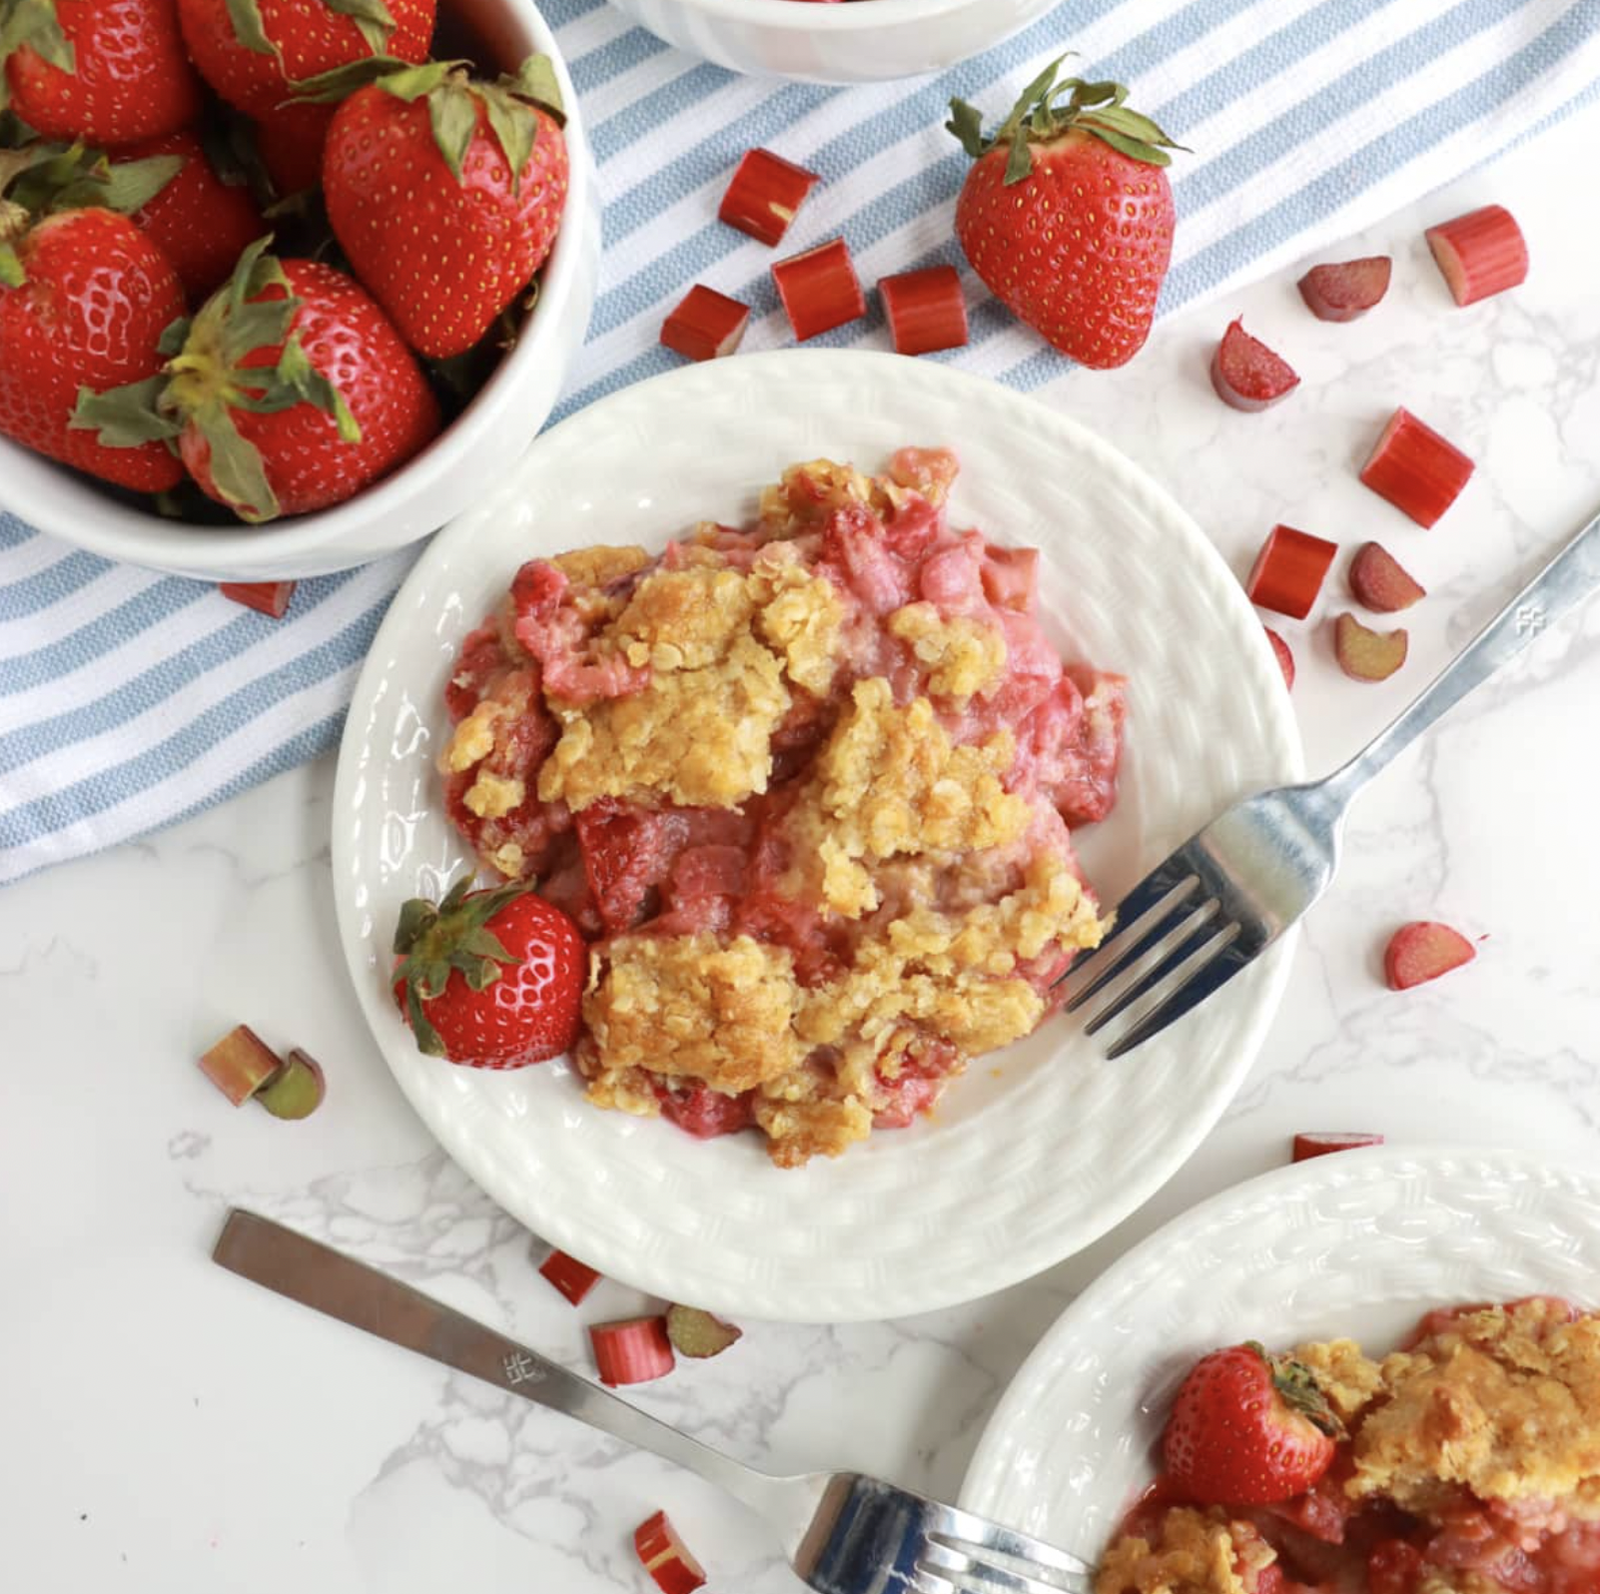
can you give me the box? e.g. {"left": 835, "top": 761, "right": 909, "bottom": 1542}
{"left": 1062, "top": 502, "right": 1600, "bottom": 1056}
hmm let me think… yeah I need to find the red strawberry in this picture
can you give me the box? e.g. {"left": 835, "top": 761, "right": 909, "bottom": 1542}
{"left": 113, "top": 130, "right": 267, "bottom": 300}
{"left": 1162, "top": 1343, "right": 1342, "bottom": 1505}
{"left": 391, "top": 874, "right": 584, "bottom": 1068}
{"left": 948, "top": 60, "right": 1180, "bottom": 369}
{"left": 319, "top": 55, "right": 568, "bottom": 358}
{"left": 0, "top": 0, "right": 202, "bottom": 144}
{"left": 176, "top": 0, "right": 434, "bottom": 119}
{"left": 76, "top": 237, "right": 440, "bottom": 520}
{"left": 0, "top": 147, "right": 185, "bottom": 491}
{"left": 254, "top": 99, "right": 334, "bottom": 198}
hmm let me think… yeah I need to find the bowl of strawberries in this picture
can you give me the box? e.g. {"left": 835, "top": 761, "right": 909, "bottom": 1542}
{"left": 0, "top": 0, "right": 597, "bottom": 581}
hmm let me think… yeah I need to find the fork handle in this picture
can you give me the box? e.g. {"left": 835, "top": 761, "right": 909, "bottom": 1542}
{"left": 1322, "top": 505, "right": 1600, "bottom": 807}
{"left": 212, "top": 1210, "right": 790, "bottom": 1522}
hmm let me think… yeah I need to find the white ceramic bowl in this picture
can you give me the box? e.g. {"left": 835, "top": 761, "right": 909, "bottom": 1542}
{"left": 604, "top": 0, "right": 1061, "bottom": 84}
{"left": 0, "top": 0, "right": 600, "bottom": 584}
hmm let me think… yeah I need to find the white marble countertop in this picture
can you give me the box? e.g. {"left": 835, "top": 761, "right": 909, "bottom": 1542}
{"left": 5, "top": 94, "right": 1600, "bottom": 1594}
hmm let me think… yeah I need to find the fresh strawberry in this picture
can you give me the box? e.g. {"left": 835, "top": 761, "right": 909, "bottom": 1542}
{"left": 318, "top": 54, "right": 568, "bottom": 358}
{"left": 391, "top": 874, "right": 584, "bottom": 1068}
{"left": 175, "top": 0, "right": 434, "bottom": 119}
{"left": 0, "top": 144, "right": 185, "bottom": 491}
{"left": 77, "top": 236, "right": 439, "bottom": 520}
{"left": 1162, "top": 1343, "right": 1341, "bottom": 1505}
{"left": 948, "top": 60, "right": 1180, "bottom": 369}
{"left": 254, "top": 99, "right": 333, "bottom": 198}
{"left": 113, "top": 130, "right": 267, "bottom": 300}
{"left": 0, "top": 0, "right": 202, "bottom": 143}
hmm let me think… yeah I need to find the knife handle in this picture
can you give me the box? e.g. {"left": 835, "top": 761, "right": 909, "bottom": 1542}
{"left": 213, "top": 1210, "right": 786, "bottom": 1518}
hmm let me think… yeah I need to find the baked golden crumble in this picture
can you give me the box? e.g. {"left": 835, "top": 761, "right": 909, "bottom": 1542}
{"left": 440, "top": 449, "right": 1127, "bottom": 1165}
{"left": 1095, "top": 1506, "right": 1276, "bottom": 1594}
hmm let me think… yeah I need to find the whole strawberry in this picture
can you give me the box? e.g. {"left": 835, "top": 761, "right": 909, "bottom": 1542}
{"left": 113, "top": 130, "right": 268, "bottom": 300}
{"left": 948, "top": 61, "right": 1180, "bottom": 369}
{"left": 392, "top": 875, "right": 585, "bottom": 1068}
{"left": 1162, "top": 1343, "right": 1341, "bottom": 1505}
{"left": 0, "top": 146, "right": 185, "bottom": 491}
{"left": 319, "top": 54, "right": 568, "bottom": 358}
{"left": 254, "top": 99, "right": 335, "bottom": 198}
{"left": 0, "top": 0, "right": 202, "bottom": 143}
{"left": 175, "top": 0, "right": 434, "bottom": 119}
{"left": 76, "top": 237, "right": 440, "bottom": 520}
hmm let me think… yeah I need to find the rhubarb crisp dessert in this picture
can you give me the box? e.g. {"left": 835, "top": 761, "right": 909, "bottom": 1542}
{"left": 438, "top": 447, "right": 1125, "bottom": 1166}
{"left": 1099, "top": 1297, "right": 1600, "bottom": 1594}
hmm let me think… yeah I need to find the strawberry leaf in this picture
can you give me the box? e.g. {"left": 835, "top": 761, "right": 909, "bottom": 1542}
{"left": 93, "top": 152, "right": 184, "bottom": 214}
{"left": 477, "top": 83, "right": 534, "bottom": 196}
{"left": 290, "top": 51, "right": 423, "bottom": 101}
{"left": 371, "top": 57, "right": 458, "bottom": 102}
{"left": 158, "top": 315, "right": 191, "bottom": 357}
{"left": 196, "top": 397, "right": 279, "bottom": 522}
{"left": 220, "top": 295, "right": 297, "bottom": 364}
{"left": 324, "top": 0, "right": 396, "bottom": 57}
{"left": 944, "top": 98, "right": 986, "bottom": 159}
{"left": 0, "top": 241, "right": 21, "bottom": 286}
{"left": 69, "top": 377, "right": 182, "bottom": 445}
{"left": 426, "top": 79, "right": 478, "bottom": 182}
{"left": 504, "top": 53, "right": 563, "bottom": 122}
{"left": 276, "top": 334, "right": 360, "bottom": 442}
{"left": 222, "top": 0, "right": 279, "bottom": 61}
{"left": 1077, "top": 121, "right": 1172, "bottom": 168}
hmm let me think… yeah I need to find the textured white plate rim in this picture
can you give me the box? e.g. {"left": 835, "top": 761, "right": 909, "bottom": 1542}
{"left": 331, "top": 347, "right": 1304, "bottom": 1323}
{"left": 959, "top": 1142, "right": 1600, "bottom": 1529}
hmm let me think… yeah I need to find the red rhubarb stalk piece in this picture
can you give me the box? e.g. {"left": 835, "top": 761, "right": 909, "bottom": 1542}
{"left": 1334, "top": 612, "right": 1407, "bottom": 682}
{"left": 772, "top": 237, "right": 866, "bottom": 342}
{"left": 718, "top": 148, "right": 820, "bottom": 248}
{"left": 1210, "top": 317, "right": 1300, "bottom": 411}
{"left": 1246, "top": 525, "right": 1337, "bottom": 620}
{"left": 220, "top": 581, "right": 297, "bottom": 619}
{"left": 1293, "top": 1131, "right": 1384, "bottom": 1162}
{"left": 538, "top": 1249, "right": 601, "bottom": 1307}
{"left": 879, "top": 265, "right": 968, "bottom": 356}
{"left": 634, "top": 1510, "right": 707, "bottom": 1594}
{"left": 665, "top": 1304, "right": 743, "bottom": 1359}
{"left": 1297, "top": 256, "right": 1392, "bottom": 322}
{"left": 1348, "top": 542, "right": 1425, "bottom": 613}
{"left": 660, "top": 284, "right": 750, "bottom": 362}
{"left": 1384, "top": 921, "right": 1476, "bottom": 991}
{"left": 1425, "top": 205, "right": 1528, "bottom": 307}
{"left": 590, "top": 1316, "right": 675, "bottom": 1386}
{"left": 1360, "top": 408, "right": 1474, "bottom": 528}
{"left": 198, "top": 1024, "right": 284, "bottom": 1106}
{"left": 1263, "top": 627, "right": 1295, "bottom": 690}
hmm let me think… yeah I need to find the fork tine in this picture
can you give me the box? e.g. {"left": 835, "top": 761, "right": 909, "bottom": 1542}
{"left": 929, "top": 1520, "right": 1093, "bottom": 1580}
{"left": 917, "top": 1537, "right": 1090, "bottom": 1594}
{"left": 1057, "top": 857, "right": 1198, "bottom": 984}
{"left": 1103, "top": 935, "right": 1260, "bottom": 1059}
{"left": 1060, "top": 873, "right": 1200, "bottom": 1009}
{"left": 1081, "top": 909, "right": 1233, "bottom": 1036}
{"left": 1066, "top": 893, "right": 1217, "bottom": 1016}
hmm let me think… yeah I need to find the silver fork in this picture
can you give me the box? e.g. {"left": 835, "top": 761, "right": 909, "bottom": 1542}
{"left": 1063, "top": 504, "right": 1600, "bottom": 1058}
{"left": 213, "top": 1210, "right": 1092, "bottom": 1594}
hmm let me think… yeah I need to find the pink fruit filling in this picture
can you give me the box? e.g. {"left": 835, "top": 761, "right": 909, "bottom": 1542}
{"left": 438, "top": 449, "right": 1125, "bottom": 1166}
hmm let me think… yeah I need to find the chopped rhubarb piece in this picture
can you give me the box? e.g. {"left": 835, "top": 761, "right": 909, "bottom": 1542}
{"left": 1334, "top": 612, "right": 1407, "bottom": 681}
{"left": 198, "top": 1024, "right": 284, "bottom": 1106}
{"left": 634, "top": 1510, "right": 707, "bottom": 1594}
{"left": 1297, "top": 256, "right": 1392, "bottom": 322}
{"left": 660, "top": 285, "right": 749, "bottom": 363}
{"left": 1360, "top": 407, "right": 1474, "bottom": 527}
{"left": 1210, "top": 318, "right": 1300, "bottom": 411}
{"left": 1384, "top": 921, "right": 1476, "bottom": 991}
{"left": 1348, "top": 541, "right": 1425, "bottom": 612}
{"left": 665, "top": 1304, "right": 743, "bottom": 1359}
{"left": 1293, "top": 1131, "right": 1385, "bottom": 1162}
{"left": 1245, "top": 525, "right": 1337, "bottom": 620}
{"left": 220, "top": 581, "right": 296, "bottom": 619}
{"left": 1263, "top": 627, "right": 1295, "bottom": 690}
{"left": 1425, "top": 204, "right": 1528, "bottom": 307}
{"left": 256, "top": 1046, "right": 325, "bottom": 1120}
{"left": 772, "top": 237, "right": 866, "bottom": 342}
{"left": 879, "top": 265, "right": 968, "bottom": 356}
{"left": 718, "top": 148, "right": 819, "bottom": 248}
{"left": 590, "top": 1315, "right": 675, "bottom": 1386}
{"left": 539, "top": 1249, "right": 601, "bottom": 1307}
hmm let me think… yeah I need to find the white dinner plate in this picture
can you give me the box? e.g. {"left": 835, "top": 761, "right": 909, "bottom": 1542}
{"left": 960, "top": 1145, "right": 1600, "bottom": 1559}
{"left": 330, "top": 348, "right": 1301, "bottom": 1323}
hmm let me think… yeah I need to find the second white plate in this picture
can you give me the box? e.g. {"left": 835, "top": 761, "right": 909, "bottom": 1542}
{"left": 330, "top": 349, "right": 1301, "bottom": 1323}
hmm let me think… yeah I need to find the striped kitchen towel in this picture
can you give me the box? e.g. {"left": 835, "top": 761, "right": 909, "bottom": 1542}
{"left": 3, "top": 0, "right": 1599, "bottom": 885}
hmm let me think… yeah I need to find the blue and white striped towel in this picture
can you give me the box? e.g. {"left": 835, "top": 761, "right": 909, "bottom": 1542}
{"left": 4, "top": 0, "right": 1599, "bottom": 885}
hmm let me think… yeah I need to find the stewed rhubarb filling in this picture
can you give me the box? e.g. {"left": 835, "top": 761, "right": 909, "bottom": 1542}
{"left": 439, "top": 448, "right": 1125, "bottom": 1165}
{"left": 1098, "top": 1298, "right": 1600, "bottom": 1594}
